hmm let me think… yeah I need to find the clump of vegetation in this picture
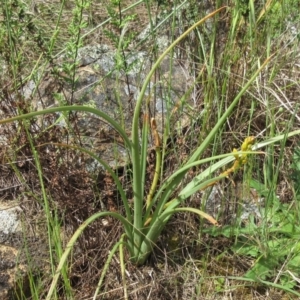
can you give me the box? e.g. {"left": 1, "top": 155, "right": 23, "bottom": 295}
{"left": 0, "top": 0, "right": 300, "bottom": 299}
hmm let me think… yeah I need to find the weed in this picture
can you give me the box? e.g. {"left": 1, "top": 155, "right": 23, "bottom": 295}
{"left": 1, "top": 0, "right": 300, "bottom": 299}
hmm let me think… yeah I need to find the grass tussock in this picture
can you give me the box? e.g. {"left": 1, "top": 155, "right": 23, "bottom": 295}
{"left": 0, "top": 0, "right": 300, "bottom": 299}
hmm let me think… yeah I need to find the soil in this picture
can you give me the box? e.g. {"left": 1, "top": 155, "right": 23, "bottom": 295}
{"left": 0, "top": 0, "right": 299, "bottom": 299}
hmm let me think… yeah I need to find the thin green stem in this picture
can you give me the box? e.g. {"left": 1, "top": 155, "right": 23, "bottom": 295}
{"left": 119, "top": 234, "right": 128, "bottom": 300}
{"left": 46, "top": 212, "right": 132, "bottom": 300}
{"left": 0, "top": 105, "right": 132, "bottom": 149}
{"left": 93, "top": 239, "right": 126, "bottom": 300}
{"left": 131, "top": 5, "right": 227, "bottom": 260}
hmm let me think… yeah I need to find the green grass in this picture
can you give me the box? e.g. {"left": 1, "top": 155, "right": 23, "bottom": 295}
{"left": 0, "top": 0, "right": 300, "bottom": 299}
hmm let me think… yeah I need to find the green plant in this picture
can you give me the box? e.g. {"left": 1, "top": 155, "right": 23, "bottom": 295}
{"left": 1, "top": 5, "right": 300, "bottom": 299}
{"left": 102, "top": 0, "right": 139, "bottom": 130}
{"left": 220, "top": 196, "right": 300, "bottom": 295}
{"left": 0, "top": 1, "right": 91, "bottom": 298}
{"left": 205, "top": 171, "right": 300, "bottom": 296}
{"left": 104, "top": 0, "right": 137, "bottom": 51}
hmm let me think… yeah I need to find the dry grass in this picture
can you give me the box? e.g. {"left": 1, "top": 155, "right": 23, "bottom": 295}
{"left": 0, "top": 0, "right": 300, "bottom": 299}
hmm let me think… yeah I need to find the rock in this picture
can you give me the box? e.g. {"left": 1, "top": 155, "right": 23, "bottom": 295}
{"left": 23, "top": 44, "right": 194, "bottom": 170}
{"left": 201, "top": 183, "right": 264, "bottom": 224}
{"left": 0, "top": 201, "right": 27, "bottom": 299}
{"left": 0, "top": 200, "right": 49, "bottom": 300}
{"left": 0, "top": 201, "right": 21, "bottom": 239}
